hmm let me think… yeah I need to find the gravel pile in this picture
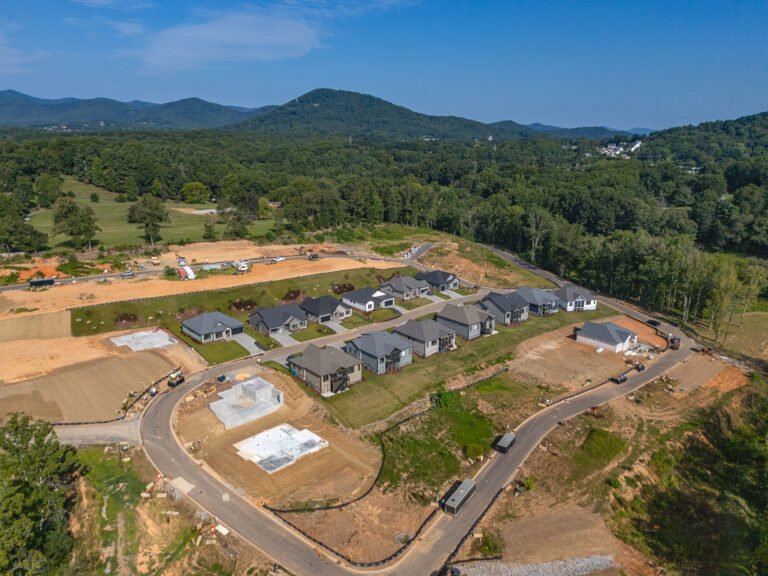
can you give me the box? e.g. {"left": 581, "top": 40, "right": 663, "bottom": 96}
{"left": 456, "top": 555, "right": 614, "bottom": 576}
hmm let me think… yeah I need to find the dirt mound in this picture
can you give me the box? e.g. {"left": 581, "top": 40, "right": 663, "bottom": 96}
{"left": 331, "top": 283, "right": 354, "bottom": 295}
{"left": 116, "top": 313, "right": 138, "bottom": 324}
{"left": 282, "top": 289, "right": 302, "bottom": 301}
{"left": 229, "top": 298, "right": 257, "bottom": 312}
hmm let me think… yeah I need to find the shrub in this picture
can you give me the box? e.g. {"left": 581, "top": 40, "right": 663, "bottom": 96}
{"left": 90, "top": 192, "right": 100, "bottom": 202}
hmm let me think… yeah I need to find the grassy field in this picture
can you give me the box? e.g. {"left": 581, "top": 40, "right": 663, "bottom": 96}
{"left": 291, "top": 321, "right": 335, "bottom": 342}
{"left": 570, "top": 428, "right": 627, "bottom": 479}
{"left": 324, "top": 307, "right": 616, "bottom": 428}
{"left": 695, "top": 312, "right": 768, "bottom": 361}
{"left": 341, "top": 308, "right": 399, "bottom": 329}
{"left": 71, "top": 267, "right": 413, "bottom": 336}
{"left": 31, "top": 177, "right": 274, "bottom": 249}
{"left": 399, "top": 296, "right": 432, "bottom": 310}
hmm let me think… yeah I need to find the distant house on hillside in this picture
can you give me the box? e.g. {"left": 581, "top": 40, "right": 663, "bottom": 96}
{"left": 380, "top": 276, "right": 430, "bottom": 301}
{"left": 392, "top": 319, "right": 456, "bottom": 358}
{"left": 344, "top": 332, "right": 413, "bottom": 374}
{"left": 299, "top": 296, "right": 352, "bottom": 324}
{"left": 182, "top": 312, "right": 244, "bottom": 344}
{"left": 479, "top": 292, "right": 529, "bottom": 325}
{"left": 342, "top": 287, "right": 395, "bottom": 312}
{"left": 554, "top": 284, "right": 597, "bottom": 312}
{"left": 516, "top": 286, "right": 559, "bottom": 316}
{"left": 415, "top": 270, "right": 460, "bottom": 293}
{"left": 435, "top": 303, "right": 495, "bottom": 341}
{"left": 248, "top": 304, "right": 307, "bottom": 336}
{"left": 576, "top": 321, "right": 637, "bottom": 353}
{"left": 288, "top": 344, "right": 362, "bottom": 395}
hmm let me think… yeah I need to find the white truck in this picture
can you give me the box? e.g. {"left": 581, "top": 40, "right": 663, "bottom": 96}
{"left": 233, "top": 260, "right": 250, "bottom": 272}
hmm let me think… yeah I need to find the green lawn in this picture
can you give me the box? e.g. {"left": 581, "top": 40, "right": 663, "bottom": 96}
{"left": 399, "top": 297, "right": 432, "bottom": 310}
{"left": 291, "top": 322, "right": 335, "bottom": 342}
{"left": 71, "top": 267, "right": 414, "bottom": 336}
{"left": 169, "top": 323, "right": 249, "bottom": 364}
{"left": 324, "top": 307, "right": 616, "bottom": 428}
{"left": 30, "top": 176, "right": 274, "bottom": 249}
{"left": 341, "top": 308, "right": 400, "bottom": 329}
{"left": 244, "top": 326, "right": 282, "bottom": 351}
{"left": 371, "top": 308, "right": 399, "bottom": 321}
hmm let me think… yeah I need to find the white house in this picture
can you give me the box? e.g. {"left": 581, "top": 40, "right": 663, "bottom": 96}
{"left": 555, "top": 284, "right": 598, "bottom": 312}
{"left": 576, "top": 321, "right": 637, "bottom": 353}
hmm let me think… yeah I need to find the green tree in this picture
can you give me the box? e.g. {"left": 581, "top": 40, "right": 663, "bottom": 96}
{"left": 202, "top": 217, "right": 218, "bottom": 241}
{"left": 33, "top": 174, "right": 63, "bottom": 208}
{"left": 52, "top": 198, "right": 100, "bottom": 249}
{"left": 150, "top": 178, "right": 166, "bottom": 200}
{"left": 180, "top": 181, "right": 211, "bottom": 204}
{"left": 0, "top": 414, "right": 80, "bottom": 575}
{"left": 89, "top": 192, "right": 99, "bottom": 203}
{"left": 128, "top": 194, "right": 169, "bottom": 245}
{"left": 223, "top": 209, "right": 249, "bottom": 239}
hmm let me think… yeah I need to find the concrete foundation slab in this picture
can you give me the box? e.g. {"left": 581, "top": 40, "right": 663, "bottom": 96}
{"left": 111, "top": 330, "right": 177, "bottom": 352}
{"left": 234, "top": 424, "right": 328, "bottom": 473}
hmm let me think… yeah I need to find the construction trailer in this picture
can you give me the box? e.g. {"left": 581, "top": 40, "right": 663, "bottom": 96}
{"left": 495, "top": 432, "right": 517, "bottom": 453}
{"left": 443, "top": 479, "right": 477, "bottom": 516}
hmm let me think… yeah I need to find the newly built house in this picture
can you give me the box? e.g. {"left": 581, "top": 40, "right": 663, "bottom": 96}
{"left": 182, "top": 311, "right": 244, "bottom": 344}
{"left": 342, "top": 287, "right": 395, "bottom": 312}
{"left": 288, "top": 344, "right": 363, "bottom": 395}
{"left": 435, "top": 303, "right": 495, "bottom": 340}
{"left": 516, "top": 286, "right": 559, "bottom": 316}
{"left": 248, "top": 304, "right": 307, "bottom": 336}
{"left": 555, "top": 284, "right": 598, "bottom": 312}
{"left": 415, "top": 270, "right": 460, "bottom": 293}
{"left": 479, "top": 292, "right": 530, "bottom": 325}
{"left": 380, "top": 275, "right": 431, "bottom": 301}
{"left": 299, "top": 296, "right": 353, "bottom": 324}
{"left": 393, "top": 319, "right": 456, "bottom": 357}
{"left": 576, "top": 321, "right": 638, "bottom": 353}
{"left": 344, "top": 332, "right": 413, "bottom": 374}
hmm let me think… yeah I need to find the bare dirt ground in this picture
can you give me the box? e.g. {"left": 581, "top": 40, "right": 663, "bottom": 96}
{"left": 283, "top": 490, "right": 433, "bottom": 564}
{"left": 0, "top": 257, "right": 62, "bottom": 281}
{"left": 0, "top": 257, "right": 401, "bottom": 320}
{"left": 0, "top": 351, "right": 174, "bottom": 422}
{"left": 0, "top": 310, "right": 71, "bottom": 342}
{"left": 158, "top": 240, "right": 351, "bottom": 267}
{"left": 609, "top": 316, "right": 668, "bottom": 349}
{"left": 0, "top": 328, "right": 206, "bottom": 385}
{"left": 176, "top": 366, "right": 380, "bottom": 506}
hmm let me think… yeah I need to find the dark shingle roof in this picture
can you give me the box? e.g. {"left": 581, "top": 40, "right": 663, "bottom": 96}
{"left": 555, "top": 284, "right": 596, "bottom": 302}
{"left": 415, "top": 270, "right": 456, "bottom": 286}
{"left": 289, "top": 344, "right": 360, "bottom": 375}
{"left": 381, "top": 275, "right": 430, "bottom": 293}
{"left": 343, "top": 287, "right": 392, "bottom": 305}
{"left": 348, "top": 331, "right": 413, "bottom": 357}
{"left": 182, "top": 311, "right": 243, "bottom": 335}
{"left": 436, "top": 303, "right": 491, "bottom": 326}
{"left": 393, "top": 319, "right": 454, "bottom": 343}
{"left": 579, "top": 321, "right": 636, "bottom": 347}
{"left": 481, "top": 291, "right": 529, "bottom": 313}
{"left": 250, "top": 303, "right": 306, "bottom": 330}
{"left": 300, "top": 295, "right": 349, "bottom": 317}
{"left": 516, "top": 286, "right": 559, "bottom": 307}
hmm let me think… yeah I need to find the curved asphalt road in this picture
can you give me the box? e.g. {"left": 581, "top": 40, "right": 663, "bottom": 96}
{"left": 137, "top": 248, "right": 694, "bottom": 576}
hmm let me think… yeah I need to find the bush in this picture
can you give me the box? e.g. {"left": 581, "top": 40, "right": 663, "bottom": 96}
{"left": 90, "top": 192, "right": 100, "bottom": 202}
{"left": 115, "top": 193, "right": 127, "bottom": 203}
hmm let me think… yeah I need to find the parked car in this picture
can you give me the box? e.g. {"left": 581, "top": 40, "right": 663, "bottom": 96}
{"left": 272, "top": 256, "right": 286, "bottom": 263}
{"left": 611, "top": 374, "right": 628, "bottom": 384}
{"left": 646, "top": 319, "right": 661, "bottom": 327}
{"left": 120, "top": 271, "right": 135, "bottom": 278}
{"left": 308, "top": 253, "right": 320, "bottom": 261}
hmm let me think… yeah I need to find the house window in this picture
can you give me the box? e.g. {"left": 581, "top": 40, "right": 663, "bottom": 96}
{"left": 400, "top": 349, "right": 408, "bottom": 357}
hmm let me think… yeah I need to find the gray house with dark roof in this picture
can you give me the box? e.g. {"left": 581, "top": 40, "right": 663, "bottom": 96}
{"left": 182, "top": 312, "right": 244, "bottom": 344}
{"left": 393, "top": 319, "right": 456, "bottom": 357}
{"left": 515, "top": 286, "right": 559, "bottom": 316}
{"left": 479, "top": 292, "right": 530, "bottom": 325}
{"left": 415, "top": 270, "right": 460, "bottom": 292}
{"left": 576, "top": 321, "right": 637, "bottom": 353}
{"left": 380, "top": 276, "right": 431, "bottom": 301}
{"left": 435, "top": 303, "right": 495, "bottom": 340}
{"left": 342, "top": 287, "right": 395, "bottom": 312}
{"left": 344, "top": 332, "right": 413, "bottom": 374}
{"left": 555, "top": 284, "right": 598, "bottom": 312}
{"left": 249, "top": 304, "right": 307, "bottom": 336}
{"left": 288, "top": 344, "right": 362, "bottom": 395}
{"left": 299, "top": 295, "right": 352, "bottom": 324}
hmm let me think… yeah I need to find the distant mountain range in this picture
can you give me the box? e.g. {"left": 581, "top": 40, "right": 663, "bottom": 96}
{"left": 0, "top": 88, "right": 646, "bottom": 139}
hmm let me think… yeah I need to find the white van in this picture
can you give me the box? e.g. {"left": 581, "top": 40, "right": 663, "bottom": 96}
{"left": 233, "top": 260, "right": 250, "bottom": 272}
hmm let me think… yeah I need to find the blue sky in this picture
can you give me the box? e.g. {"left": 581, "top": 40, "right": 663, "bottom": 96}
{"left": 0, "top": 0, "right": 766, "bottom": 128}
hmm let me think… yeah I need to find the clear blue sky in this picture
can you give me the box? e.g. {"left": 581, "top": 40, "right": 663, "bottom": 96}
{"left": 0, "top": 0, "right": 766, "bottom": 129}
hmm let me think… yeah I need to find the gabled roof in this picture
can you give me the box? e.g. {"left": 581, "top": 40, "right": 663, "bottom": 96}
{"left": 289, "top": 344, "right": 360, "bottom": 375}
{"left": 381, "top": 275, "right": 430, "bottom": 293}
{"left": 343, "top": 287, "right": 392, "bottom": 305}
{"left": 579, "top": 321, "right": 637, "bottom": 346}
{"left": 250, "top": 303, "right": 306, "bottom": 330}
{"left": 481, "top": 291, "right": 529, "bottom": 313}
{"left": 415, "top": 270, "right": 457, "bottom": 286}
{"left": 182, "top": 311, "right": 243, "bottom": 335}
{"left": 436, "top": 303, "right": 491, "bottom": 326}
{"left": 300, "top": 295, "right": 349, "bottom": 317}
{"left": 393, "top": 319, "right": 455, "bottom": 343}
{"left": 555, "top": 283, "right": 596, "bottom": 303}
{"left": 515, "top": 286, "right": 559, "bottom": 307}
{"left": 347, "top": 331, "right": 412, "bottom": 357}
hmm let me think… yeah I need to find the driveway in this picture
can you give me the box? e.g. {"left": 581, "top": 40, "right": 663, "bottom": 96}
{"left": 425, "top": 294, "right": 445, "bottom": 303}
{"left": 270, "top": 331, "right": 300, "bottom": 346}
{"left": 323, "top": 321, "right": 348, "bottom": 334}
{"left": 231, "top": 332, "right": 264, "bottom": 355}
{"left": 444, "top": 289, "right": 463, "bottom": 299}
{"left": 392, "top": 305, "right": 409, "bottom": 314}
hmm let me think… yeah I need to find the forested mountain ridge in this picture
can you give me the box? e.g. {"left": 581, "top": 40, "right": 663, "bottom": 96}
{"left": 0, "top": 90, "right": 273, "bottom": 130}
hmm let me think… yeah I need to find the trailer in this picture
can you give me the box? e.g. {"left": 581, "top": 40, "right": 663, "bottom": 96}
{"left": 495, "top": 432, "right": 517, "bottom": 453}
{"left": 182, "top": 265, "right": 196, "bottom": 280}
{"left": 442, "top": 479, "right": 476, "bottom": 516}
{"left": 29, "top": 277, "right": 55, "bottom": 288}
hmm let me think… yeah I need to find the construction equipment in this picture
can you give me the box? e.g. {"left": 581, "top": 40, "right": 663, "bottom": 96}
{"left": 635, "top": 362, "right": 646, "bottom": 372}
{"left": 295, "top": 245, "right": 306, "bottom": 256}
{"left": 150, "top": 256, "right": 160, "bottom": 265}
{"left": 669, "top": 335, "right": 681, "bottom": 350}
{"left": 168, "top": 369, "right": 185, "bottom": 388}
{"left": 176, "top": 254, "right": 187, "bottom": 267}
{"left": 611, "top": 374, "right": 628, "bottom": 384}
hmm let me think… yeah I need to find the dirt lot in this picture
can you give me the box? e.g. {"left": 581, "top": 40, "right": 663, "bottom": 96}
{"left": 0, "top": 328, "right": 206, "bottom": 385}
{"left": 158, "top": 240, "right": 350, "bottom": 267}
{"left": 176, "top": 366, "right": 380, "bottom": 507}
{"left": 0, "top": 352, "right": 175, "bottom": 422}
{"left": 610, "top": 315, "right": 669, "bottom": 349}
{"left": 0, "top": 257, "right": 62, "bottom": 282}
{"left": 0, "top": 257, "right": 400, "bottom": 320}
{"left": 0, "top": 310, "right": 71, "bottom": 342}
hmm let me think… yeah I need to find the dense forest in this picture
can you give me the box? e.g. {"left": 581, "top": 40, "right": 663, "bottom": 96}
{"left": 0, "top": 107, "right": 767, "bottom": 341}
